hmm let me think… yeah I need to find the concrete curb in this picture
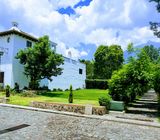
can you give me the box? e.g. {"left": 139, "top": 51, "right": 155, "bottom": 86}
{"left": 0, "top": 103, "right": 160, "bottom": 128}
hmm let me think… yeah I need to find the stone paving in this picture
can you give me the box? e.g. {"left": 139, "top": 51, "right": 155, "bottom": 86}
{"left": 0, "top": 106, "right": 160, "bottom": 140}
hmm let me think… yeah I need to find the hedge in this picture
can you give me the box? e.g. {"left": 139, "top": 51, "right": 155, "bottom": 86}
{"left": 85, "top": 79, "right": 108, "bottom": 89}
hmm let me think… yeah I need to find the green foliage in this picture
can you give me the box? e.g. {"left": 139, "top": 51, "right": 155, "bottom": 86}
{"left": 16, "top": 35, "right": 64, "bottom": 90}
{"left": 127, "top": 42, "right": 134, "bottom": 54}
{"left": 108, "top": 49, "right": 153, "bottom": 103}
{"left": 85, "top": 79, "right": 108, "bottom": 89}
{"left": 5, "top": 85, "right": 10, "bottom": 97}
{"left": 68, "top": 85, "right": 73, "bottom": 103}
{"left": 98, "top": 95, "right": 111, "bottom": 110}
{"left": 153, "top": 64, "right": 160, "bottom": 93}
{"left": 0, "top": 85, "right": 4, "bottom": 91}
{"left": 14, "top": 82, "right": 20, "bottom": 93}
{"left": 143, "top": 45, "right": 160, "bottom": 62}
{"left": 94, "top": 44, "right": 124, "bottom": 79}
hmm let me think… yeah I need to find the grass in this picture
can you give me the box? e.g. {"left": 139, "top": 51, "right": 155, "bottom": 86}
{"left": 0, "top": 89, "right": 109, "bottom": 106}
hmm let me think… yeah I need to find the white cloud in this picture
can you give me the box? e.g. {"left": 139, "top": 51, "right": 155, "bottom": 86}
{"left": 80, "top": 51, "right": 88, "bottom": 56}
{"left": 0, "top": 0, "right": 159, "bottom": 59}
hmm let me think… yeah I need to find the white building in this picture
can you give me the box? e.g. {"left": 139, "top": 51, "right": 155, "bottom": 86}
{"left": 0, "top": 22, "right": 86, "bottom": 90}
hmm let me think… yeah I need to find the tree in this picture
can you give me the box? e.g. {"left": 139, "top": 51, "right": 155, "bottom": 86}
{"left": 143, "top": 45, "right": 160, "bottom": 62}
{"left": 16, "top": 35, "right": 64, "bottom": 89}
{"left": 149, "top": 0, "right": 160, "bottom": 38}
{"left": 94, "top": 45, "right": 108, "bottom": 79}
{"left": 94, "top": 45, "right": 124, "bottom": 79}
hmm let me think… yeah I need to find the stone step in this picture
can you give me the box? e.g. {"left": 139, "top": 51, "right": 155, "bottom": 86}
{"left": 134, "top": 100, "right": 158, "bottom": 105}
{"left": 127, "top": 107, "right": 158, "bottom": 116}
{"left": 138, "top": 99, "right": 158, "bottom": 102}
{"left": 129, "top": 103, "right": 158, "bottom": 109}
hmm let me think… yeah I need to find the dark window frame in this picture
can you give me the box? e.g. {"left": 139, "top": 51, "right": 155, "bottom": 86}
{"left": 26, "top": 40, "right": 32, "bottom": 47}
{"left": 79, "top": 68, "right": 83, "bottom": 75}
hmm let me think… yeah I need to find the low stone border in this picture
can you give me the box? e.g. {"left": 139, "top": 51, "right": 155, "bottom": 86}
{"left": 30, "top": 101, "right": 107, "bottom": 115}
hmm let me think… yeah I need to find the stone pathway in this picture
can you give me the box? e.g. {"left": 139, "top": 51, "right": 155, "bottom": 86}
{"left": 108, "top": 90, "right": 159, "bottom": 124}
{"left": 119, "top": 90, "right": 159, "bottom": 122}
{"left": 0, "top": 105, "right": 160, "bottom": 140}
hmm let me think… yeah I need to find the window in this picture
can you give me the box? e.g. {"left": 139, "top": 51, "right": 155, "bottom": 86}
{"left": 26, "top": 41, "right": 32, "bottom": 47}
{"left": 79, "top": 69, "right": 83, "bottom": 74}
{"left": 0, "top": 72, "right": 4, "bottom": 83}
{"left": 7, "top": 37, "right": 10, "bottom": 43}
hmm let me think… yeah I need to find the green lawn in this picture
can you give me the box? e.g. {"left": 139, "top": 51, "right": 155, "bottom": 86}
{"left": 0, "top": 89, "right": 108, "bottom": 106}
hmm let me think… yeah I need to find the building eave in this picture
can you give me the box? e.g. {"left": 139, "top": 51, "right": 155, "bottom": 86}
{"left": 0, "top": 29, "right": 38, "bottom": 42}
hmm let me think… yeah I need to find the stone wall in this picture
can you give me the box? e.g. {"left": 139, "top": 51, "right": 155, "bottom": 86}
{"left": 30, "top": 101, "right": 107, "bottom": 115}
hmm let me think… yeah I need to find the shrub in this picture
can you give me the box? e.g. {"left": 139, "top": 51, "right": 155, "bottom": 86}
{"left": 14, "top": 82, "right": 20, "bottom": 93}
{"left": 57, "top": 88, "right": 63, "bottom": 91}
{"left": 23, "top": 86, "right": 28, "bottom": 90}
{"left": 39, "top": 85, "right": 50, "bottom": 91}
{"left": 52, "top": 88, "right": 57, "bottom": 92}
{"left": 85, "top": 79, "right": 108, "bottom": 89}
{"left": 65, "top": 89, "right": 69, "bottom": 91}
{"left": 99, "top": 95, "right": 111, "bottom": 110}
{"left": 5, "top": 85, "right": 10, "bottom": 97}
{"left": 0, "top": 85, "right": 4, "bottom": 91}
{"left": 108, "top": 50, "right": 152, "bottom": 104}
{"left": 68, "top": 85, "right": 73, "bottom": 103}
{"left": 29, "top": 81, "right": 39, "bottom": 90}
{"left": 153, "top": 65, "right": 160, "bottom": 94}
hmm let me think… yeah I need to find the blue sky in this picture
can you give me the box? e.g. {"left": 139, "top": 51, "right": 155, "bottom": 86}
{"left": 0, "top": 0, "right": 160, "bottom": 60}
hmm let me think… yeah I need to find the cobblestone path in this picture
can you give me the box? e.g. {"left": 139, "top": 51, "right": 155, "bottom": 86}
{"left": 0, "top": 106, "right": 160, "bottom": 140}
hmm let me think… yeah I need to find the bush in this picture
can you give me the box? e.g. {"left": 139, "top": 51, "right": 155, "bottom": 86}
{"left": 23, "top": 86, "right": 28, "bottom": 90}
{"left": 108, "top": 51, "right": 152, "bottom": 104}
{"left": 29, "top": 81, "right": 39, "bottom": 90}
{"left": 14, "top": 82, "right": 20, "bottom": 93}
{"left": 39, "top": 85, "right": 50, "bottom": 91}
{"left": 57, "top": 88, "right": 63, "bottom": 91}
{"left": 153, "top": 66, "right": 160, "bottom": 94}
{"left": 0, "top": 85, "right": 4, "bottom": 91}
{"left": 99, "top": 95, "right": 111, "bottom": 110}
{"left": 5, "top": 85, "right": 10, "bottom": 97}
{"left": 85, "top": 79, "right": 108, "bottom": 89}
{"left": 68, "top": 85, "right": 73, "bottom": 103}
{"left": 52, "top": 88, "right": 57, "bottom": 92}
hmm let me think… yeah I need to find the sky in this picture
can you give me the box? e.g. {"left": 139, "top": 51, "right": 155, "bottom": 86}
{"left": 0, "top": 0, "right": 160, "bottom": 60}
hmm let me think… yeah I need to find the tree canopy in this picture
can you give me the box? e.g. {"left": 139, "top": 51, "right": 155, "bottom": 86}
{"left": 143, "top": 45, "right": 160, "bottom": 62}
{"left": 94, "top": 45, "right": 124, "bottom": 79}
{"left": 149, "top": 0, "right": 160, "bottom": 38}
{"left": 16, "top": 35, "right": 64, "bottom": 89}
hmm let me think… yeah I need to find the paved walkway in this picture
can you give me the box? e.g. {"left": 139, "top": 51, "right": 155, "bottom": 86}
{"left": 126, "top": 90, "right": 158, "bottom": 121}
{"left": 0, "top": 105, "right": 160, "bottom": 140}
{"left": 108, "top": 90, "right": 159, "bottom": 123}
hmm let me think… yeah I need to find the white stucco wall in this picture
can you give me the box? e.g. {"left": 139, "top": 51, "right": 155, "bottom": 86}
{"left": 0, "top": 33, "right": 86, "bottom": 90}
{"left": 40, "top": 57, "right": 86, "bottom": 90}
{"left": 0, "top": 35, "right": 14, "bottom": 87}
{"left": 12, "top": 35, "right": 33, "bottom": 88}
